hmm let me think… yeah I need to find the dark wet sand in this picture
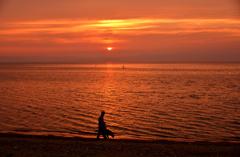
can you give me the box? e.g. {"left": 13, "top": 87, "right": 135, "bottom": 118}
{"left": 0, "top": 133, "right": 240, "bottom": 157}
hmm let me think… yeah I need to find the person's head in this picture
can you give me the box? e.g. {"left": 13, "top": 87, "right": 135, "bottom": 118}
{"left": 101, "top": 111, "right": 105, "bottom": 116}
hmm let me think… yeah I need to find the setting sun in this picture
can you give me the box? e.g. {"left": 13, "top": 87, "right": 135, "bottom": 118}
{"left": 107, "top": 47, "right": 112, "bottom": 51}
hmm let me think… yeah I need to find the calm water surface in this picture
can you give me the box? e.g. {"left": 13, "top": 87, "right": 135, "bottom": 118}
{"left": 0, "top": 63, "right": 240, "bottom": 142}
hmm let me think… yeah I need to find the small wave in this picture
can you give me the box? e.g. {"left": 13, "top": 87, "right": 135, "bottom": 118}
{"left": 189, "top": 94, "right": 200, "bottom": 99}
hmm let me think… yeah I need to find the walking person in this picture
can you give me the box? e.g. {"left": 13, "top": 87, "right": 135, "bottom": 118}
{"left": 97, "top": 111, "right": 107, "bottom": 140}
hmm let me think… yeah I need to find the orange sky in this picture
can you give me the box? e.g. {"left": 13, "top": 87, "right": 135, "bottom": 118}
{"left": 0, "top": 0, "right": 240, "bottom": 62}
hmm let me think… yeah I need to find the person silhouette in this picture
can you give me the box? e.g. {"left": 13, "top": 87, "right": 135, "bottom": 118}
{"left": 97, "top": 111, "right": 107, "bottom": 140}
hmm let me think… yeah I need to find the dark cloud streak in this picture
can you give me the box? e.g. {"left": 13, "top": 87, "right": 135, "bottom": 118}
{"left": 0, "top": 0, "right": 238, "bottom": 22}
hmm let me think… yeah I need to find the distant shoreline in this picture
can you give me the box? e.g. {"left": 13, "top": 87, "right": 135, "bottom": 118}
{"left": 1, "top": 133, "right": 239, "bottom": 145}
{"left": 1, "top": 61, "right": 240, "bottom": 64}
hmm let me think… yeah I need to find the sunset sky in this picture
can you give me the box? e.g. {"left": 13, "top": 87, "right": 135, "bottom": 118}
{"left": 0, "top": 0, "right": 240, "bottom": 62}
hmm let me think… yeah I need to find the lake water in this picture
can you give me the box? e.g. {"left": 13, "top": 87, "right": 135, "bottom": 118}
{"left": 0, "top": 63, "right": 240, "bottom": 142}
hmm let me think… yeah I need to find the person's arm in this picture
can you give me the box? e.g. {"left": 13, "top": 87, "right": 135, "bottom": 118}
{"left": 99, "top": 116, "right": 105, "bottom": 128}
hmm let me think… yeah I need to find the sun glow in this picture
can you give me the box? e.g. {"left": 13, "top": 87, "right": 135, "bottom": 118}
{"left": 107, "top": 47, "right": 112, "bottom": 51}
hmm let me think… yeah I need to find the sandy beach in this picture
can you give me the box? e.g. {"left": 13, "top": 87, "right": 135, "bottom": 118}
{"left": 0, "top": 133, "right": 239, "bottom": 157}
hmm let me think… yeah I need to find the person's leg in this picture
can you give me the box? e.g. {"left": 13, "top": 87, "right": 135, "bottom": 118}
{"left": 102, "top": 129, "right": 107, "bottom": 140}
{"left": 97, "top": 129, "right": 101, "bottom": 140}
